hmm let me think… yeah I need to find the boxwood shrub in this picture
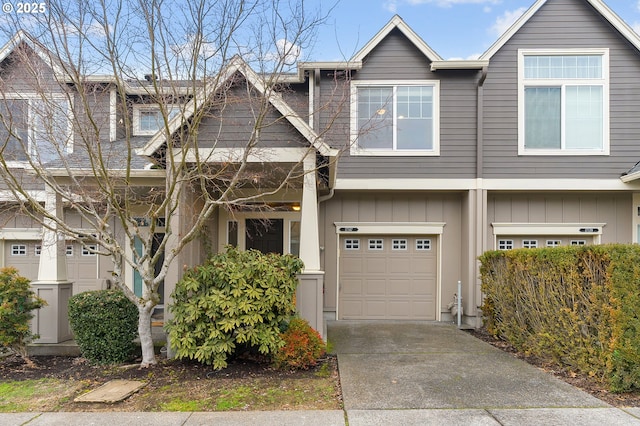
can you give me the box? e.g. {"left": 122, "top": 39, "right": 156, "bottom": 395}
{"left": 68, "top": 289, "right": 138, "bottom": 364}
{"left": 480, "top": 244, "right": 640, "bottom": 392}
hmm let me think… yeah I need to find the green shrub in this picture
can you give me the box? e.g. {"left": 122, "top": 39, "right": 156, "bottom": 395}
{"left": 480, "top": 244, "right": 640, "bottom": 392}
{"left": 0, "top": 267, "right": 46, "bottom": 359}
{"left": 166, "top": 246, "right": 303, "bottom": 369}
{"left": 273, "top": 317, "right": 326, "bottom": 370}
{"left": 68, "top": 290, "right": 139, "bottom": 364}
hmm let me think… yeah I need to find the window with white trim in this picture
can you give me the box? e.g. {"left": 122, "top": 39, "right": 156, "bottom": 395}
{"left": 519, "top": 49, "right": 609, "bottom": 155}
{"left": 523, "top": 240, "right": 538, "bottom": 248}
{"left": 82, "top": 245, "right": 97, "bottom": 256}
{"left": 0, "top": 94, "right": 73, "bottom": 163}
{"left": 368, "top": 239, "right": 383, "bottom": 250}
{"left": 416, "top": 239, "right": 431, "bottom": 250}
{"left": 546, "top": 240, "right": 562, "bottom": 247}
{"left": 344, "top": 239, "right": 360, "bottom": 250}
{"left": 392, "top": 239, "right": 407, "bottom": 250}
{"left": 498, "top": 240, "right": 514, "bottom": 250}
{"left": 133, "top": 104, "right": 181, "bottom": 135}
{"left": 66, "top": 245, "right": 74, "bottom": 256}
{"left": 11, "top": 244, "right": 26, "bottom": 255}
{"left": 351, "top": 81, "right": 440, "bottom": 156}
{"left": 570, "top": 240, "right": 587, "bottom": 246}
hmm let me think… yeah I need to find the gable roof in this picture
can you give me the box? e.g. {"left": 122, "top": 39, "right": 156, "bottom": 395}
{"left": 480, "top": 0, "right": 640, "bottom": 60}
{"left": 0, "top": 30, "right": 69, "bottom": 76}
{"left": 352, "top": 15, "right": 443, "bottom": 63}
{"left": 137, "top": 55, "right": 337, "bottom": 158}
{"left": 621, "top": 161, "right": 640, "bottom": 183}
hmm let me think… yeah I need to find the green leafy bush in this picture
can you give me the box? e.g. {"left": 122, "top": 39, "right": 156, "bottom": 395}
{"left": 166, "top": 246, "right": 303, "bottom": 370}
{"left": 273, "top": 317, "right": 326, "bottom": 370}
{"left": 0, "top": 267, "right": 46, "bottom": 359}
{"left": 68, "top": 290, "right": 138, "bottom": 364}
{"left": 480, "top": 244, "right": 640, "bottom": 392}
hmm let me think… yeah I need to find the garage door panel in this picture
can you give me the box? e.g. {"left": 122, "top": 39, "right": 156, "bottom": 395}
{"left": 339, "top": 235, "right": 438, "bottom": 320}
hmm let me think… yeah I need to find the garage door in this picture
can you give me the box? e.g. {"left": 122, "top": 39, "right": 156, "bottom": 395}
{"left": 4, "top": 241, "right": 99, "bottom": 294}
{"left": 339, "top": 235, "right": 437, "bottom": 320}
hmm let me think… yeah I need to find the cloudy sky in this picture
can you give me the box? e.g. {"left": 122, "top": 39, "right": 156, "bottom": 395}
{"left": 308, "top": 0, "right": 640, "bottom": 61}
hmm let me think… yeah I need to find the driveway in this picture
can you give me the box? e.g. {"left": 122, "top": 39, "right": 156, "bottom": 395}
{"left": 328, "top": 321, "right": 640, "bottom": 425}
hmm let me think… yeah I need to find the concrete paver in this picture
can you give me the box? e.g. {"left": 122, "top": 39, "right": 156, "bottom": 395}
{"left": 74, "top": 380, "right": 146, "bottom": 403}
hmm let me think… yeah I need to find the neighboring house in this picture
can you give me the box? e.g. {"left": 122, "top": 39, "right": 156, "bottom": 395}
{"left": 1, "top": 0, "right": 640, "bottom": 342}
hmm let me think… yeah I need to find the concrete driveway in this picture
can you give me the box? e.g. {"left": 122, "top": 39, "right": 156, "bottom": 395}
{"left": 328, "top": 321, "right": 640, "bottom": 425}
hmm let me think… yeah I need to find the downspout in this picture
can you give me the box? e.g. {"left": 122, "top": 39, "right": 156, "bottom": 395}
{"left": 475, "top": 65, "right": 488, "bottom": 328}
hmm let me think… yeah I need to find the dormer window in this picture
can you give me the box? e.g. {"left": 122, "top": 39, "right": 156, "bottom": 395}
{"left": 0, "top": 94, "right": 73, "bottom": 164}
{"left": 133, "top": 104, "right": 180, "bottom": 136}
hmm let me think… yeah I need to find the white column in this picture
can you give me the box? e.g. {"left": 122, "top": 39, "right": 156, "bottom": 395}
{"left": 31, "top": 184, "right": 73, "bottom": 343}
{"left": 299, "top": 156, "right": 320, "bottom": 271}
{"left": 37, "top": 185, "right": 68, "bottom": 282}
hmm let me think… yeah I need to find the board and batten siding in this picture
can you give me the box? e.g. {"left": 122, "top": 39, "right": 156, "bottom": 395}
{"left": 487, "top": 192, "right": 633, "bottom": 244}
{"left": 482, "top": 0, "right": 640, "bottom": 179}
{"left": 319, "top": 29, "right": 479, "bottom": 179}
{"left": 319, "top": 191, "right": 463, "bottom": 312}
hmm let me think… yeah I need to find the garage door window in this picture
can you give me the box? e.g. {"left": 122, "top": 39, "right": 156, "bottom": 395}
{"left": 416, "top": 239, "right": 431, "bottom": 250}
{"left": 35, "top": 245, "right": 41, "bottom": 256}
{"left": 368, "top": 239, "right": 383, "bottom": 250}
{"left": 344, "top": 239, "right": 360, "bottom": 250}
{"left": 571, "top": 240, "right": 586, "bottom": 246}
{"left": 523, "top": 240, "right": 538, "bottom": 248}
{"left": 392, "top": 239, "right": 407, "bottom": 250}
{"left": 66, "top": 245, "right": 74, "bottom": 256}
{"left": 11, "top": 244, "right": 26, "bottom": 255}
{"left": 82, "top": 245, "right": 97, "bottom": 256}
{"left": 546, "top": 240, "right": 562, "bottom": 247}
{"left": 498, "top": 240, "right": 514, "bottom": 250}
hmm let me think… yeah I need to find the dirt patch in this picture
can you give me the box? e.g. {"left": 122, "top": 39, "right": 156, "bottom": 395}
{"left": 465, "top": 328, "right": 640, "bottom": 408}
{"left": 0, "top": 353, "right": 342, "bottom": 412}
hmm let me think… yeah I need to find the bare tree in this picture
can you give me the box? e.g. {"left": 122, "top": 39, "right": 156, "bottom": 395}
{"left": 0, "top": 0, "right": 346, "bottom": 367}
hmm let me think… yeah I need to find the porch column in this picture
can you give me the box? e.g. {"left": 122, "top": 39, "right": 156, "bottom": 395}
{"left": 297, "top": 155, "right": 324, "bottom": 337}
{"left": 31, "top": 185, "right": 73, "bottom": 343}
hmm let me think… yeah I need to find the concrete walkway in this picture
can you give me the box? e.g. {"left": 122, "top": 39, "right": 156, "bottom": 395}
{"left": 4, "top": 321, "right": 640, "bottom": 425}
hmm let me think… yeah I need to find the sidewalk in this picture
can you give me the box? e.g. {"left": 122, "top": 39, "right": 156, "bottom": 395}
{"left": 3, "top": 321, "right": 640, "bottom": 425}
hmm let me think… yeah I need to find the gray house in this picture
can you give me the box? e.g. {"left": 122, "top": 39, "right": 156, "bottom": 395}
{"left": 1, "top": 0, "right": 640, "bottom": 342}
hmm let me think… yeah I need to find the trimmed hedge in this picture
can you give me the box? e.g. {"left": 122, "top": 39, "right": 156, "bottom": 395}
{"left": 68, "top": 290, "right": 139, "bottom": 364}
{"left": 166, "top": 246, "right": 303, "bottom": 370}
{"left": 480, "top": 244, "right": 640, "bottom": 392}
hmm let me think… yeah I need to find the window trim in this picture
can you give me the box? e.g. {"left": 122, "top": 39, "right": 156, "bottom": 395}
{"left": 132, "top": 104, "right": 181, "bottom": 136}
{"left": 1, "top": 93, "right": 74, "bottom": 167}
{"left": 350, "top": 80, "right": 440, "bottom": 156}
{"left": 517, "top": 48, "right": 610, "bottom": 156}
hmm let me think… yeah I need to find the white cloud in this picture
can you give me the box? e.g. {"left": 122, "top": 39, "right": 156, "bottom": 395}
{"left": 384, "top": 0, "right": 398, "bottom": 12}
{"left": 171, "top": 34, "right": 217, "bottom": 60}
{"left": 490, "top": 7, "right": 527, "bottom": 35}
{"left": 264, "top": 39, "right": 302, "bottom": 65}
{"left": 446, "top": 53, "right": 482, "bottom": 60}
{"left": 633, "top": 22, "right": 640, "bottom": 35}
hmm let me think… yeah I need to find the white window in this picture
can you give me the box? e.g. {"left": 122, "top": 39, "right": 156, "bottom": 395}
{"left": 133, "top": 104, "right": 181, "bottom": 135}
{"left": 82, "top": 245, "right": 97, "bottom": 256}
{"left": 392, "top": 239, "right": 407, "bottom": 250}
{"left": 518, "top": 49, "right": 609, "bottom": 155}
{"left": 11, "top": 244, "right": 26, "bottom": 255}
{"left": 35, "top": 245, "right": 41, "bottom": 256}
{"left": 368, "top": 239, "right": 384, "bottom": 250}
{"left": 416, "top": 239, "right": 431, "bottom": 251}
{"left": 0, "top": 94, "right": 73, "bottom": 163}
{"left": 546, "top": 240, "right": 562, "bottom": 247}
{"left": 66, "top": 245, "right": 74, "bottom": 256}
{"left": 344, "top": 239, "right": 360, "bottom": 250}
{"left": 351, "top": 81, "right": 440, "bottom": 156}
{"left": 498, "top": 240, "right": 514, "bottom": 250}
{"left": 571, "top": 240, "right": 587, "bottom": 246}
{"left": 523, "top": 240, "right": 538, "bottom": 248}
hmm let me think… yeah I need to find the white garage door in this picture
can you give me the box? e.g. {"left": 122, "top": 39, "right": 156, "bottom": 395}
{"left": 4, "top": 241, "right": 99, "bottom": 294}
{"left": 339, "top": 235, "right": 438, "bottom": 320}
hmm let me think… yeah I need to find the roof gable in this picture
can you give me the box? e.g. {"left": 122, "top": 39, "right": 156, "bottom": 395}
{"left": 138, "top": 55, "right": 336, "bottom": 158}
{"left": 480, "top": 0, "right": 640, "bottom": 60}
{"left": 352, "top": 15, "right": 442, "bottom": 63}
{"left": 0, "top": 30, "right": 68, "bottom": 76}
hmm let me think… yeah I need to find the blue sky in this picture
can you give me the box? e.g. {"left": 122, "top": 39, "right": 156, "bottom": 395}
{"left": 307, "top": 0, "right": 640, "bottom": 61}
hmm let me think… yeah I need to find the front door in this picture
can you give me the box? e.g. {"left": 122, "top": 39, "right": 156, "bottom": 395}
{"left": 245, "top": 219, "right": 284, "bottom": 254}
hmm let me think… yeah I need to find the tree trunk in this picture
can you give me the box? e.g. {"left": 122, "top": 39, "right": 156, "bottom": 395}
{"left": 138, "top": 303, "right": 157, "bottom": 367}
